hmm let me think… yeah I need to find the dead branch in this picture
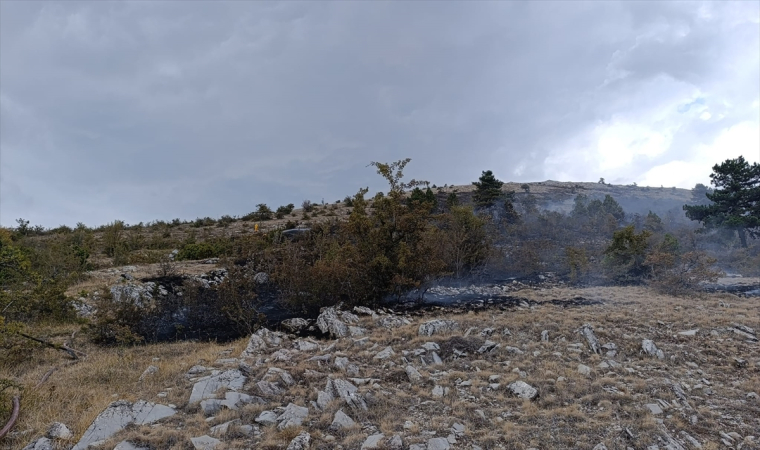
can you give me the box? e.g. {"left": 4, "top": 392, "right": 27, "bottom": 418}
{"left": 16, "top": 332, "right": 87, "bottom": 359}
{"left": 0, "top": 396, "right": 20, "bottom": 439}
{"left": 35, "top": 368, "right": 57, "bottom": 388}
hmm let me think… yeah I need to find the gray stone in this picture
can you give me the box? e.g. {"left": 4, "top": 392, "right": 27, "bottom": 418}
{"left": 507, "top": 381, "right": 538, "bottom": 400}
{"left": 377, "top": 316, "right": 407, "bottom": 329}
{"left": 295, "top": 339, "right": 319, "bottom": 352}
{"left": 419, "top": 320, "right": 460, "bottom": 336}
{"left": 678, "top": 329, "right": 699, "bottom": 337}
{"left": 374, "top": 346, "right": 395, "bottom": 360}
{"left": 428, "top": 437, "right": 452, "bottom": 450}
{"left": 210, "top": 419, "right": 240, "bottom": 437}
{"left": 46, "top": 422, "right": 73, "bottom": 440}
{"left": 645, "top": 403, "right": 663, "bottom": 415}
{"left": 22, "top": 438, "right": 53, "bottom": 450}
{"left": 477, "top": 340, "right": 499, "bottom": 353}
{"left": 578, "top": 364, "right": 591, "bottom": 376}
{"left": 188, "top": 369, "right": 246, "bottom": 404}
{"left": 114, "top": 441, "right": 149, "bottom": 450}
{"left": 263, "top": 367, "right": 295, "bottom": 385}
{"left": 541, "top": 330, "right": 549, "bottom": 342}
{"left": 432, "top": 352, "right": 443, "bottom": 365}
{"left": 71, "top": 400, "right": 176, "bottom": 450}
{"left": 256, "top": 380, "right": 283, "bottom": 397}
{"left": 253, "top": 272, "right": 269, "bottom": 284}
{"left": 353, "top": 306, "right": 374, "bottom": 315}
{"left": 592, "top": 444, "right": 608, "bottom": 450}
{"left": 286, "top": 432, "right": 311, "bottom": 450}
{"left": 316, "top": 305, "right": 350, "bottom": 338}
{"left": 335, "top": 357, "right": 350, "bottom": 370}
{"left": 452, "top": 423, "right": 465, "bottom": 435}
{"left": 642, "top": 340, "right": 665, "bottom": 359}
{"left": 200, "top": 391, "right": 260, "bottom": 415}
{"left": 316, "top": 390, "right": 334, "bottom": 409}
{"left": 255, "top": 410, "right": 279, "bottom": 426}
{"left": 190, "top": 435, "right": 221, "bottom": 450}
{"left": 278, "top": 403, "right": 309, "bottom": 429}
{"left": 432, "top": 385, "right": 445, "bottom": 398}
{"left": 330, "top": 409, "right": 356, "bottom": 429}
{"left": 422, "top": 342, "right": 440, "bottom": 351}
{"left": 580, "top": 324, "right": 601, "bottom": 354}
{"left": 282, "top": 318, "right": 311, "bottom": 333}
{"left": 387, "top": 435, "right": 403, "bottom": 450}
{"left": 240, "top": 328, "right": 288, "bottom": 358}
{"left": 406, "top": 365, "right": 422, "bottom": 383}
{"left": 138, "top": 365, "right": 159, "bottom": 381}
{"left": 326, "top": 378, "right": 367, "bottom": 411}
{"left": 362, "top": 433, "right": 385, "bottom": 449}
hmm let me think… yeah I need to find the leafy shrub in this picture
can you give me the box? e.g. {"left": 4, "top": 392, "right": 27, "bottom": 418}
{"left": 301, "top": 200, "right": 314, "bottom": 212}
{"left": 177, "top": 242, "right": 221, "bottom": 260}
{"left": 276, "top": 204, "right": 295, "bottom": 219}
{"left": 603, "top": 225, "right": 651, "bottom": 283}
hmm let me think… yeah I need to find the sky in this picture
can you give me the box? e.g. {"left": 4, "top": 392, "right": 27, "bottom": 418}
{"left": 1, "top": 1, "right": 759, "bottom": 228}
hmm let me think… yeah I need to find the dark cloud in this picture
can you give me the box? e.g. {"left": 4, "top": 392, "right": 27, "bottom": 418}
{"left": 1, "top": 1, "right": 758, "bottom": 227}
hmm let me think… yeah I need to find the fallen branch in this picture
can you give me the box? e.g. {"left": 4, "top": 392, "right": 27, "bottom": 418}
{"left": 35, "top": 368, "right": 57, "bottom": 388}
{"left": 0, "top": 396, "right": 20, "bottom": 439}
{"left": 16, "top": 332, "right": 87, "bottom": 359}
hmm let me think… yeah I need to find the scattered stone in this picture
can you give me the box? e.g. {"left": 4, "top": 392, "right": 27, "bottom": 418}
{"left": 188, "top": 369, "right": 246, "bottom": 404}
{"left": 678, "top": 329, "right": 699, "bottom": 337}
{"left": 645, "top": 403, "right": 663, "bottom": 415}
{"left": 374, "top": 346, "right": 395, "bottom": 360}
{"left": 680, "top": 431, "right": 702, "bottom": 448}
{"left": 580, "top": 324, "right": 601, "bottom": 354}
{"left": 138, "top": 365, "right": 159, "bottom": 381}
{"left": 278, "top": 403, "right": 309, "bottom": 429}
{"left": 255, "top": 410, "right": 279, "bottom": 426}
{"left": 419, "top": 320, "right": 460, "bottom": 336}
{"left": 282, "top": 318, "right": 311, "bottom": 333}
{"left": 507, "top": 381, "right": 539, "bottom": 400}
{"left": 353, "top": 306, "right": 374, "bottom": 315}
{"left": 641, "top": 340, "right": 665, "bottom": 359}
{"left": 427, "top": 437, "right": 452, "bottom": 450}
{"left": 46, "top": 422, "right": 73, "bottom": 440}
{"left": 286, "top": 432, "right": 311, "bottom": 450}
{"left": 331, "top": 409, "right": 356, "bottom": 429}
{"left": 209, "top": 419, "right": 240, "bottom": 437}
{"left": 541, "top": 330, "right": 549, "bottom": 342}
{"left": 362, "top": 433, "right": 385, "bottom": 449}
{"left": 200, "top": 391, "right": 261, "bottom": 415}
{"left": 295, "top": 339, "right": 319, "bottom": 352}
{"left": 114, "top": 441, "right": 149, "bottom": 450}
{"left": 406, "top": 365, "right": 422, "bottom": 383}
{"left": 316, "top": 305, "right": 350, "bottom": 338}
{"left": 477, "top": 340, "right": 499, "bottom": 353}
{"left": 578, "top": 364, "right": 591, "bottom": 376}
{"left": 592, "top": 444, "right": 608, "bottom": 450}
{"left": 22, "top": 438, "right": 53, "bottom": 450}
{"left": 387, "top": 434, "right": 403, "bottom": 450}
{"left": 191, "top": 435, "right": 222, "bottom": 450}
{"left": 257, "top": 380, "right": 283, "bottom": 397}
{"left": 71, "top": 400, "right": 176, "bottom": 450}
{"left": 240, "top": 328, "right": 288, "bottom": 358}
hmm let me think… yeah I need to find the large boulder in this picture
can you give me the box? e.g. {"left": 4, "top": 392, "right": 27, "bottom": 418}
{"left": 71, "top": 401, "right": 176, "bottom": 450}
{"left": 188, "top": 369, "right": 246, "bottom": 404}
{"left": 316, "top": 306, "right": 350, "bottom": 338}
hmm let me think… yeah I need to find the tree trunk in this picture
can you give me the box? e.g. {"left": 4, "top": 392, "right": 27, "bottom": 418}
{"left": 738, "top": 228, "right": 748, "bottom": 248}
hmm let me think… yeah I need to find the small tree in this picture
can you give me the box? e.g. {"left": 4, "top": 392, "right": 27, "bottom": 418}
{"left": 472, "top": 170, "right": 504, "bottom": 208}
{"left": 603, "top": 225, "right": 651, "bottom": 283}
{"left": 684, "top": 156, "right": 760, "bottom": 247}
{"left": 301, "top": 200, "right": 315, "bottom": 213}
{"left": 598, "top": 178, "right": 606, "bottom": 185}
{"left": 275, "top": 204, "right": 295, "bottom": 219}
{"left": 521, "top": 183, "right": 530, "bottom": 193}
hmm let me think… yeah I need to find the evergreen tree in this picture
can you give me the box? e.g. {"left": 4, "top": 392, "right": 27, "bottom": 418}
{"left": 472, "top": 170, "right": 504, "bottom": 208}
{"left": 684, "top": 156, "right": 760, "bottom": 247}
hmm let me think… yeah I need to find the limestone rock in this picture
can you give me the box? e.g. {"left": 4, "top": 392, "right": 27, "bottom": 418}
{"left": 316, "top": 306, "right": 350, "bottom": 338}
{"left": 374, "top": 346, "right": 395, "bottom": 360}
{"left": 200, "top": 391, "right": 262, "bottom": 415}
{"left": 46, "top": 422, "right": 73, "bottom": 440}
{"left": 641, "top": 339, "right": 665, "bottom": 359}
{"left": 138, "top": 365, "right": 159, "bottom": 381}
{"left": 427, "top": 437, "right": 452, "bottom": 450}
{"left": 330, "top": 409, "right": 356, "bottom": 430}
{"left": 578, "top": 364, "right": 591, "bottom": 376}
{"left": 190, "top": 435, "right": 221, "bottom": 450}
{"left": 286, "top": 432, "right": 311, "bottom": 450}
{"left": 188, "top": 369, "right": 246, "bottom": 404}
{"left": 282, "top": 318, "right": 311, "bottom": 333}
{"left": 71, "top": 400, "right": 176, "bottom": 450}
{"left": 419, "top": 320, "right": 460, "bottom": 336}
{"left": 406, "top": 365, "right": 422, "bottom": 383}
{"left": 22, "top": 438, "right": 53, "bottom": 450}
{"left": 362, "top": 434, "right": 385, "bottom": 449}
{"left": 255, "top": 410, "right": 279, "bottom": 426}
{"left": 114, "top": 441, "right": 149, "bottom": 450}
{"left": 507, "top": 381, "right": 539, "bottom": 400}
{"left": 580, "top": 324, "right": 601, "bottom": 354}
{"left": 278, "top": 403, "right": 309, "bottom": 429}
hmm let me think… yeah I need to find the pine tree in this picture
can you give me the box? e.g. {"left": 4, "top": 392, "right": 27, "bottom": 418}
{"left": 472, "top": 170, "right": 504, "bottom": 208}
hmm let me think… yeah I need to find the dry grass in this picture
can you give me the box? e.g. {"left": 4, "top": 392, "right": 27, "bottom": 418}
{"left": 3, "top": 286, "right": 759, "bottom": 450}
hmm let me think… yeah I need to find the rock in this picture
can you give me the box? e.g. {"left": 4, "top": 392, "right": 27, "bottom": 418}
{"left": 432, "top": 385, "right": 445, "bottom": 398}
{"left": 377, "top": 316, "right": 407, "bottom": 329}
{"left": 255, "top": 410, "right": 279, "bottom": 426}
{"left": 200, "top": 391, "right": 261, "bottom": 415}
{"left": 452, "top": 423, "right": 465, "bottom": 435}
{"left": 210, "top": 419, "right": 241, "bottom": 437}
{"left": 316, "top": 305, "right": 350, "bottom": 338}
{"left": 286, "top": 432, "right": 311, "bottom": 450}
{"left": 349, "top": 326, "right": 367, "bottom": 336}
{"left": 427, "top": 437, "right": 452, "bottom": 450}
{"left": 578, "top": 364, "right": 591, "bottom": 376}
{"left": 374, "top": 346, "right": 395, "bottom": 360}
{"left": 678, "top": 329, "right": 699, "bottom": 337}
{"left": 278, "top": 403, "right": 309, "bottom": 429}
{"left": 190, "top": 435, "right": 221, "bottom": 450}
{"left": 419, "top": 320, "right": 460, "bottom": 336}
{"left": 282, "top": 318, "right": 311, "bottom": 333}
{"left": 316, "top": 390, "right": 334, "bottom": 409}
{"left": 477, "top": 340, "right": 499, "bottom": 353}
{"left": 645, "top": 403, "right": 663, "bottom": 415}
{"left": 138, "top": 365, "right": 159, "bottom": 381}
{"left": 46, "top": 422, "right": 73, "bottom": 440}
{"left": 114, "top": 441, "right": 149, "bottom": 450}
{"left": 541, "top": 330, "right": 549, "bottom": 342}
{"left": 71, "top": 400, "right": 176, "bottom": 450}
{"left": 335, "top": 357, "right": 350, "bottom": 370}
{"left": 257, "top": 381, "right": 283, "bottom": 396}
{"left": 22, "top": 438, "right": 53, "bottom": 450}
{"left": 353, "top": 306, "right": 374, "bottom": 315}
{"left": 432, "top": 352, "right": 443, "bottom": 365}
{"left": 387, "top": 434, "right": 403, "bottom": 450}
{"left": 747, "top": 392, "right": 759, "bottom": 400}
{"left": 580, "top": 324, "right": 601, "bottom": 354}
{"left": 330, "top": 409, "right": 356, "bottom": 429}
{"left": 295, "top": 339, "right": 319, "bottom": 352}
{"left": 188, "top": 369, "right": 246, "bottom": 404}
{"left": 641, "top": 340, "right": 664, "bottom": 359}
{"left": 680, "top": 431, "right": 702, "bottom": 448}
{"left": 406, "top": 365, "right": 422, "bottom": 383}
{"left": 507, "top": 381, "right": 538, "bottom": 400}
{"left": 263, "top": 367, "right": 295, "bottom": 385}
{"left": 422, "top": 342, "right": 440, "bottom": 351}
{"left": 592, "top": 444, "right": 608, "bottom": 450}
{"left": 362, "top": 433, "right": 385, "bottom": 449}
{"left": 727, "top": 326, "right": 758, "bottom": 342}
{"left": 326, "top": 378, "right": 367, "bottom": 411}
{"left": 253, "top": 272, "right": 269, "bottom": 284}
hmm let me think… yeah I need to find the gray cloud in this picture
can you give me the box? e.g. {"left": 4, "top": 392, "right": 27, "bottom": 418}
{"left": 2, "top": 1, "right": 758, "bottom": 227}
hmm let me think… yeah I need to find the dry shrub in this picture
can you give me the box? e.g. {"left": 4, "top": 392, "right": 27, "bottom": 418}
{"left": 645, "top": 250, "right": 722, "bottom": 295}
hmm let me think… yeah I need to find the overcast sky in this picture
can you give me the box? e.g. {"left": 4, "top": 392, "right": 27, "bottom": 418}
{"left": 1, "top": 1, "right": 758, "bottom": 227}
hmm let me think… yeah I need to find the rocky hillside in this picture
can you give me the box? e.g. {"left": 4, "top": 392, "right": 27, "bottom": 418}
{"left": 10, "top": 283, "right": 759, "bottom": 450}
